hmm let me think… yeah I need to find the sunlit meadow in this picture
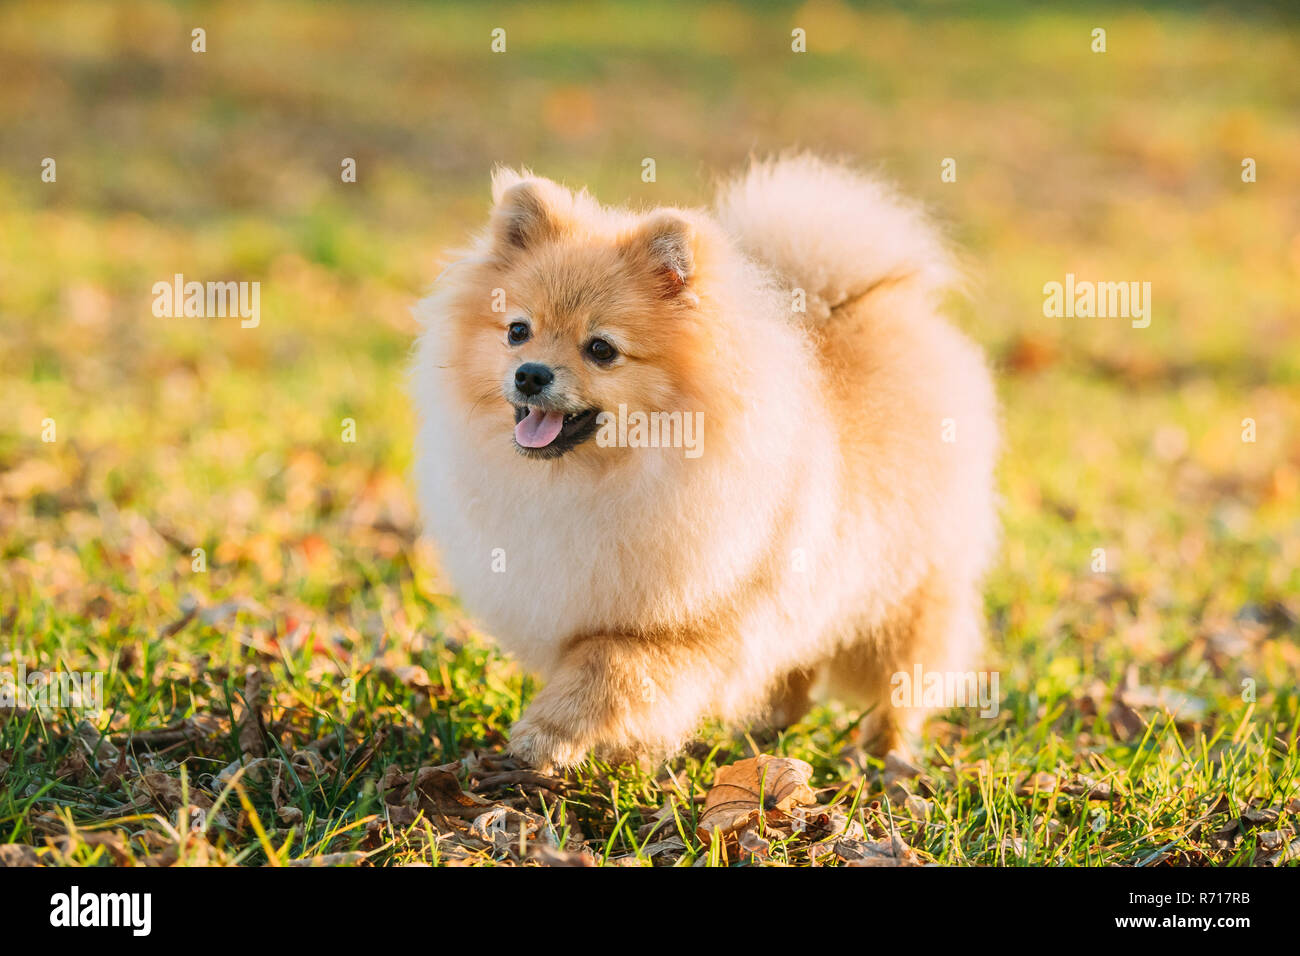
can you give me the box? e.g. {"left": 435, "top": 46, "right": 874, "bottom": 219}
{"left": 1, "top": 1, "right": 1297, "bottom": 866}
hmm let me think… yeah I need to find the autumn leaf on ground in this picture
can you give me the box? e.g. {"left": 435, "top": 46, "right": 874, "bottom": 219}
{"left": 697, "top": 755, "right": 817, "bottom": 851}
{"left": 376, "top": 761, "right": 565, "bottom": 861}
{"left": 835, "top": 831, "right": 923, "bottom": 867}
{"left": 0, "top": 844, "right": 42, "bottom": 867}
{"left": 236, "top": 667, "right": 268, "bottom": 758}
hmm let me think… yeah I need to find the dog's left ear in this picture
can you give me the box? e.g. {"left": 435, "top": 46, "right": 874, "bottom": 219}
{"left": 625, "top": 212, "right": 697, "bottom": 300}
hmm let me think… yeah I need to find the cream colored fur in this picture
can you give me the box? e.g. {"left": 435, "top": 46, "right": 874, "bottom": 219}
{"left": 410, "top": 155, "right": 998, "bottom": 770}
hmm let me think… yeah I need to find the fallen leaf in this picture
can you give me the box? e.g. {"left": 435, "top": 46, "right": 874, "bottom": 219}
{"left": 468, "top": 805, "right": 550, "bottom": 856}
{"left": 1257, "top": 830, "right": 1286, "bottom": 851}
{"left": 635, "top": 797, "right": 698, "bottom": 842}
{"left": 836, "top": 831, "right": 920, "bottom": 867}
{"left": 1061, "top": 775, "right": 1114, "bottom": 800}
{"left": 1015, "top": 771, "right": 1060, "bottom": 797}
{"left": 529, "top": 844, "right": 596, "bottom": 867}
{"left": 470, "top": 769, "right": 572, "bottom": 795}
{"left": 1261, "top": 837, "right": 1300, "bottom": 867}
{"left": 411, "top": 765, "right": 495, "bottom": 821}
{"left": 1208, "top": 819, "right": 1239, "bottom": 851}
{"left": 788, "top": 803, "right": 865, "bottom": 842}
{"left": 737, "top": 827, "right": 772, "bottom": 862}
{"left": 236, "top": 667, "right": 268, "bottom": 758}
{"left": 48, "top": 831, "right": 131, "bottom": 865}
{"left": 56, "top": 746, "right": 95, "bottom": 785}
{"left": 637, "top": 836, "right": 688, "bottom": 862}
{"left": 1107, "top": 698, "right": 1145, "bottom": 741}
{"left": 75, "top": 720, "right": 119, "bottom": 764}
{"left": 1241, "top": 806, "right": 1280, "bottom": 829}
{"left": 697, "top": 755, "right": 817, "bottom": 844}
{"left": 0, "top": 844, "right": 41, "bottom": 867}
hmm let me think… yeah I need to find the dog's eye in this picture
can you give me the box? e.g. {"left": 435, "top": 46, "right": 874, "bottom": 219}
{"left": 585, "top": 338, "right": 617, "bottom": 364}
{"left": 507, "top": 321, "right": 531, "bottom": 345}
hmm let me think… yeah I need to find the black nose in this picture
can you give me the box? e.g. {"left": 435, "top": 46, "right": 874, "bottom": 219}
{"left": 514, "top": 362, "right": 554, "bottom": 397}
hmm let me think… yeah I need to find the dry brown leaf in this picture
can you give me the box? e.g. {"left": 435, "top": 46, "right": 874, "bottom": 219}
{"left": 236, "top": 667, "right": 268, "bottom": 758}
{"left": 412, "top": 765, "right": 495, "bottom": 821}
{"left": 290, "top": 747, "right": 327, "bottom": 777}
{"left": 697, "top": 755, "right": 817, "bottom": 844}
{"left": 638, "top": 836, "right": 688, "bottom": 862}
{"left": 635, "top": 795, "right": 699, "bottom": 842}
{"left": 1208, "top": 818, "right": 1239, "bottom": 851}
{"left": 56, "top": 746, "right": 95, "bottom": 785}
{"left": 0, "top": 844, "right": 42, "bottom": 867}
{"left": 75, "top": 720, "right": 119, "bottom": 764}
{"left": 1256, "top": 829, "right": 1286, "bottom": 851}
{"left": 216, "top": 755, "right": 277, "bottom": 787}
{"left": 881, "top": 751, "right": 931, "bottom": 802}
{"left": 1241, "top": 806, "right": 1280, "bottom": 829}
{"left": 125, "top": 768, "right": 219, "bottom": 831}
{"left": 387, "top": 805, "right": 419, "bottom": 829}
{"left": 529, "top": 844, "right": 596, "bottom": 867}
{"left": 380, "top": 761, "right": 516, "bottom": 839}
{"left": 788, "top": 803, "right": 864, "bottom": 842}
{"left": 1107, "top": 698, "right": 1145, "bottom": 741}
{"left": 905, "top": 794, "right": 934, "bottom": 821}
{"left": 1015, "top": 771, "right": 1060, "bottom": 797}
{"left": 1261, "top": 837, "right": 1300, "bottom": 866}
{"left": 49, "top": 831, "right": 131, "bottom": 865}
{"left": 1061, "top": 775, "right": 1114, "bottom": 800}
{"left": 470, "top": 769, "right": 572, "bottom": 795}
{"left": 738, "top": 827, "right": 773, "bottom": 862}
{"left": 110, "top": 714, "right": 227, "bottom": 750}
{"left": 883, "top": 751, "right": 923, "bottom": 783}
{"left": 454, "top": 804, "right": 553, "bottom": 859}
{"left": 836, "top": 831, "right": 921, "bottom": 867}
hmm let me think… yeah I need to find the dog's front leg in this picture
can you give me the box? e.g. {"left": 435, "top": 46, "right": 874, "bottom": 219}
{"left": 508, "top": 632, "right": 713, "bottom": 772}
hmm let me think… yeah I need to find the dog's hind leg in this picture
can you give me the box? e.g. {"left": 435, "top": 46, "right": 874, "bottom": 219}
{"left": 824, "top": 570, "right": 983, "bottom": 757}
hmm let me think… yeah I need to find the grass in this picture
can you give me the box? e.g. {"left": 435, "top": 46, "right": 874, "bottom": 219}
{"left": 1, "top": 0, "right": 1298, "bottom": 866}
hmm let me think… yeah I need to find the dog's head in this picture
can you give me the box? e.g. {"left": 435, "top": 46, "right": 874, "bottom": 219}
{"left": 439, "top": 169, "right": 729, "bottom": 464}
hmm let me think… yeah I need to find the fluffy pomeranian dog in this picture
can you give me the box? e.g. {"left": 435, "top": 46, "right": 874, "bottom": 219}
{"left": 411, "top": 155, "right": 998, "bottom": 771}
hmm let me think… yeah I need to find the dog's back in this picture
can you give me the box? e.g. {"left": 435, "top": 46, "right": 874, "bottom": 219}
{"left": 714, "top": 156, "right": 999, "bottom": 753}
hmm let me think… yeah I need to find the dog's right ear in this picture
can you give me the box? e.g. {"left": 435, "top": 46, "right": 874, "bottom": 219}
{"left": 489, "top": 168, "right": 567, "bottom": 253}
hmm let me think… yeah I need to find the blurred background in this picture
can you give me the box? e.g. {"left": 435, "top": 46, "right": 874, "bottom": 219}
{"left": 1, "top": 1, "right": 1298, "bottom": 753}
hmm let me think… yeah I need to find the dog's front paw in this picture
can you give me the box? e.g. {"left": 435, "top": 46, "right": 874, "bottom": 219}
{"left": 507, "top": 715, "right": 588, "bottom": 774}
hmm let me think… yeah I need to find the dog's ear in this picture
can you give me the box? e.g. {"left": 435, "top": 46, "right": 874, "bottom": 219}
{"left": 489, "top": 168, "right": 567, "bottom": 253}
{"left": 626, "top": 212, "right": 696, "bottom": 299}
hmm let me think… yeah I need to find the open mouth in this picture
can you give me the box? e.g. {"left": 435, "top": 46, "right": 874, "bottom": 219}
{"left": 513, "top": 405, "right": 601, "bottom": 458}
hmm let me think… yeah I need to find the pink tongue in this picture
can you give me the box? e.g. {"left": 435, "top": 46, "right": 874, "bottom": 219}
{"left": 515, "top": 408, "right": 566, "bottom": 448}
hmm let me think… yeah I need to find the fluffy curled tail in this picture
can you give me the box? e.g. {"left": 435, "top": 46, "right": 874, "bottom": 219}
{"left": 713, "top": 154, "right": 957, "bottom": 321}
